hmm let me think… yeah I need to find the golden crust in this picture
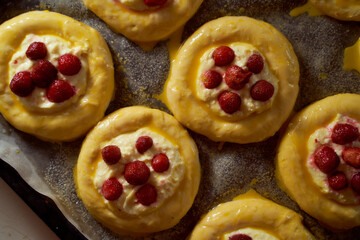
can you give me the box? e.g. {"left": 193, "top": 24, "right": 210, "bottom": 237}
{"left": 310, "top": 0, "right": 360, "bottom": 21}
{"left": 276, "top": 93, "right": 360, "bottom": 230}
{"left": 82, "top": 0, "right": 203, "bottom": 42}
{"left": 188, "top": 190, "right": 315, "bottom": 240}
{"left": 75, "top": 106, "right": 200, "bottom": 236}
{"left": 166, "top": 16, "right": 299, "bottom": 144}
{"left": 0, "top": 11, "right": 114, "bottom": 142}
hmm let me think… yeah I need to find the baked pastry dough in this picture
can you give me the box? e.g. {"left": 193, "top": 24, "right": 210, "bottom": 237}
{"left": 188, "top": 189, "right": 315, "bottom": 240}
{"left": 166, "top": 16, "right": 299, "bottom": 143}
{"left": 76, "top": 106, "right": 200, "bottom": 236}
{"left": 276, "top": 93, "right": 360, "bottom": 230}
{"left": 0, "top": 11, "right": 114, "bottom": 142}
{"left": 309, "top": 0, "right": 360, "bottom": 21}
{"left": 82, "top": 0, "right": 203, "bottom": 42}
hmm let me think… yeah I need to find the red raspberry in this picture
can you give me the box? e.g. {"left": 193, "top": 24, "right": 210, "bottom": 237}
{"left": 250, "top": 80, "right": 274, "bottom": 101}
{"left": 224, "top": 65, "right": 252, "bottom": 90}
{"left": 58, "top": 53, "right": 82, "bottom": 76}
{"left": 124, "top": 160, "right": 150, "bottom": 185}
{"left": 101, "top": 178, "right": 123, "bottom": 201}
{"left": 246, "top": 54, "right": 264, "bottom": 74}
{"left": 202, "top": 70, "right": 222, "bottom": 89}
{"left": 31, "top": 59, "right": 58, "bottom": 88}
{"left": 9, "top": 71, "right": 34, "bottom": 97}
{"left": 152, "top": 153, "right": 170, "bottom": 172}
{"left": 101, "top": 145, "right": 121, "bottom": 165}
{"left": 331, "top": 123, "right": 359, "bottom": 145}
{"left": 342, "top": 147, "right": 360, "bottom": 168}
{"left": 212, "top": 46, "right": 235, "bottom": 66}
{"left": 26, "top": 42, "right": 47, "bottom": 60}
{"left": 218, "top": 91, "right": 241, "bottom": 114}
{"left": 136, "top": 136, "right": 153, "bottom": 154}
{"left": 144, "top": 0, "right": 167, "bottom": 7}
{"left": 314, "top": 146, "right": 340, "bottom": 173}
{"left": 136, "top": 184, "right": 157, "bottom": 206}
{"left": 47, "top": 80, "right": 75, "bottom": 103}
{"left": 328, "top": 172, "right": 347, "bottom": 190}
{"left": 351, "top": 173, "right": 360, "bottom": 194}
{"left": 229, "top": 234, "right": 253, "bottom": 240}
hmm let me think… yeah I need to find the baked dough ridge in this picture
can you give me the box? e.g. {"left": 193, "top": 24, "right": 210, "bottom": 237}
{"left": 76, "top": 106, "right": 200, "bottom": 236}
{"left": 276, "top": 93, "right": 360, "bottom": 230}
{"left": 166, "top": 16, "right": 299, "bottom": 144}
{"left": 0, "top": 11, "right": 114, "bottom": 142}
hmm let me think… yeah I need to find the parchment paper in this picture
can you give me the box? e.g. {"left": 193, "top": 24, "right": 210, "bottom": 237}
{"left": 1, "top": 0, "right": 360, "bottom": 239}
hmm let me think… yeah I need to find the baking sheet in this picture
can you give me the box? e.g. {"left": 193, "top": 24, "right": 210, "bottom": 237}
{"left": 1, "top": 0, "right": 360, "bottom": 239}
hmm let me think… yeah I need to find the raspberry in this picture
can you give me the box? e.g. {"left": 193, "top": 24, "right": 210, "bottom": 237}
{"left": 58, "top": 53, "right": 82, "bottom": 76}
{"left": 331, "top": 123, "right": 359, "bottom": 145}
{"left": 246, "top": 54, "right": 264, "bottom": 74}
{"left": 212, "top": 46, "right": 235, "bottom": 66}
{"left": 136, "top": 136, "right": 153, "bottom": 154}
{"left": 136, "top": 184, "right": 157, "bottom": 206}
{"left": 31, "top": 59, "right": 58, "bottom": 88}
{"left": 124, "top": 160, "right": 150, "bottom": 185}
{"left": 47, "top": 80, "right": 75, "bottom": 103}
{"left": 202, "top": 70, "right": 222, "bottom": 89}
{"left": 328, "top": 172, "right": 347, "bottom": 190}
{"left": 26, "top": 42, "right": 47, "bottom": 60}
{"left": 351, "top": 173, "right": 360, "bottom": 194}
{"left": 144, "top": 0, "right": 167, "bottom": 7}
{"left": 9, "top": 71, "right": 34, "bottom": 97}
{"left": 218, "top": 91, "right": 241, "bottom": 114}
{"left": 314, "top": 146, "right": 340, "bottom": 173}
{"left": 152, "top": 153, "right": 170, "bottom": 172}
{"left": 229, "top": 234, "right": 253, "bottom": 240}
{"left": 224, "top": 65, "right": 252, "bottom": 90}
{"left": 250, "top": 80, "right": 274, "bottom": 101}
{"left": 342, "top": 147, "right": 360, "bottom": 168}
{"left": 101, "top": 178, "right": 123, "bottom": 201}
{"left": 101, "top": 145, "right": 121, "bottom": 165}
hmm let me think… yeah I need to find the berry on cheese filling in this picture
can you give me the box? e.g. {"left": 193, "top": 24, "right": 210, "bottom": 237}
{"left": 224, "top": 228, "right": 279, "bottom": 240}
{"left": 196, "top": 43, "right": 278, "bottom": 118}
{"left": 307, "top": 114, "right": 360, "bottom": 204}
{"left": 9, "top": 34, "right": 88, "bottom": 113}
{"left": 93, "top": 127, "right": 185, "bottom": 215}
{"left": 112, "top": 0, "right": 169, "bottom": 11}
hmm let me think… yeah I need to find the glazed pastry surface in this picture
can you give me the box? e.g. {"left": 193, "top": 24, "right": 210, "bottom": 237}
{"left": 188, "top": 189, "right": 315, "bottom": 240}
{"left": 76, "top": 106, "right": 200, "bottom": 236}
{"left": 82, "top": 0, "right": 203, "bottom": 42}
{"left": 0, "top": 11, "right": 114, "bottom": 142}
{"left": 166, "top": 16, "right": 299, "bottom": 143}
{"left": 309, "top": 0, "right": 360, "bottom": 21}
{"left": 276, "top": 94, "right": 360, "bottom": 230}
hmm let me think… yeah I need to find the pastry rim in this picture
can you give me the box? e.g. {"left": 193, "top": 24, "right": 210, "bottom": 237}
{"left": 0, "top": 11, "right": 114, "bottom": 142}
{"left": 82, "top": 0, "right": 203, "bottom": 42}
{"left": 188, "top": 189, "right": 315, "bottom": 239}
{"left": 166, "top": 16, "right": 299, "bottom": 144}
{"left": 309, "top": 0, "right": 360, "bottom": 21}
{"left": 76, "top": 106, "right": 200, "bottom": 236}
{"left": 276, "top": 93, "right": 360, "bottom": 230}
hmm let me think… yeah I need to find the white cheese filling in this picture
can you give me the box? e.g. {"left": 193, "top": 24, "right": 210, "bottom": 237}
{"left": 9, "top": 34, "right": 88, "bottom": 113}
{"left": 93, "top": 127, "right": 185, "bottom": 215}
{"left": 224, "top": 227, "right": 279, "bottom": 240}
{"left": 196, "top": 42, "right": 279, "bottom": 119}
{"left": 307, "top": 114, "right": 360, "bottom": 204}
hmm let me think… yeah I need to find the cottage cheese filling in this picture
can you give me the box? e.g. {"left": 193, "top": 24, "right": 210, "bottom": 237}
{"left": 223, "top": 227, "right": 279, "bottom": 240}
{"left": 196, "top": 43, "right": 279, "bottom": 119}
{"left": 9, "top": 34, "right": 88, "bottom": 113}
{"left": 93, "top": 127, "right": 185, "bottom": 215}
{"left": 307, "top": 114, "right": 360, "bottom": 204}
